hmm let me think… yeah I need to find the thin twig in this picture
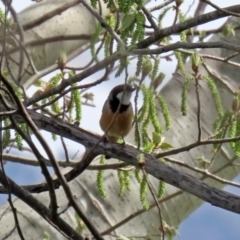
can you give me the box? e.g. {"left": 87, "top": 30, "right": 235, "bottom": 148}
{"left": 79, "top": 0, "right": 126, "bottom": 48}
{"left": 142, "top": 6, "right": 158, "bottom": 31}
{"left": 201, "top": 0, "right": 240, "bottom": 17}
{"left": 148, "top": 0, "right": 175, "bottom": 12}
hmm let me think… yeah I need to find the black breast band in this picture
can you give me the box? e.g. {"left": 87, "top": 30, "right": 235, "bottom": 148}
{"left": 109, "top": 98, "right": 129, "bottom": 113}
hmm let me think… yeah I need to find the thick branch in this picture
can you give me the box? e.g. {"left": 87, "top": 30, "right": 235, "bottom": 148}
{"left": 137, "top": 4, "right": 240, "bottom": 48}
{"left": 9, "top": 109, "right": 240, "bottom": 214}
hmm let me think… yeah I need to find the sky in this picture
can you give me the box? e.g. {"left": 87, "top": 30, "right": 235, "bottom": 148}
{"left": 1, "top": 1, "right": 240, "bottom": 240}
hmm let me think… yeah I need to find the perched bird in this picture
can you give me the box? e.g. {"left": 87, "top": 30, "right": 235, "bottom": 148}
{"left": 100, "top": 84, "right": 135, "bottom": 159}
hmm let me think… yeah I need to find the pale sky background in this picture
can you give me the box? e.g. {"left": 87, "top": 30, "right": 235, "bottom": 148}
{"left": 1, "top": 1, "right": 240, "bottom": 240}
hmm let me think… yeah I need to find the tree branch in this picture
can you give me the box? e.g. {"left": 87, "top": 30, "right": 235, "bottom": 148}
{"left": 137, "top": 4, "right": 240, "bottom": 48}
{"left": 8, "top": 109, "right": 240, "bottom": 214}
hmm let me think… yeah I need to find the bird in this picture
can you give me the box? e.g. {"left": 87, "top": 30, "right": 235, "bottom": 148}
{"left": 99, "top": 84, "right": 135, "bottom": 159}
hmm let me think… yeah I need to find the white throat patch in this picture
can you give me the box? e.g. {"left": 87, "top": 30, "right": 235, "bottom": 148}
{"left": 116, "top": 91, "right": 132, "bottom": 105}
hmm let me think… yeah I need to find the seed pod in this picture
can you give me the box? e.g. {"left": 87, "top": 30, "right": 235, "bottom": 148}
{"left": 142, "top": 57, "right": 152, "bottom": 80}
{"left": 191, "top": 51, "right": 201, "bottom": 72}
{"left": 57, "top": 51, "right": 67, "bottom": 72}
{"left": 232, "top": 96, "right": 240, "bottom": 113}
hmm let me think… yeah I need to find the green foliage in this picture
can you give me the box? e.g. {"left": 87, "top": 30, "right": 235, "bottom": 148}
{"left": 20, "top": 123, "right": 28, "bottom": 133}
{"left": 0, "top": 8, "right": 11, "bottom": 27}
{"left": 150, "top": 58, "right": 160, "bottom": 81}
{"left": 213, "top": 115, "right": 223, "bottom": 133}
{"left": 203, "top": 76, "right": 224, "bottom": 117}
{"left": 229, "top": 117, "right": 236, "bottom": 150}
{"left": 118, "top": 169, "right": 126, "bottom": 196}
{"left": 12, "top": 83, "right": 23, "bottom": 100}
{"left": 232, "top": 96, "right": 240, "bottom": 113}
{"left": 75, "top": 212, "right": 87, "bottom": 233}
{"left": 42, "top": 232, "right": 50, "bottom": 240}
{"left": 118, "top": 8, "right": 146, "bottom": 77}
{"left": 120, "top": 15, "right": 135, "bottom": 44}
{"left": 157, "top": 159, "right": 166, "bottom": 198}
{"left": 149, "top": 89, "right": 162, "bottom": 134}
{"left": 52, "top": 133, "right": 57, "bottom": 141}
{"left": 123, "top": 170, "right": 131, "bottom": 191}
{"left": 212, "top": 111, "right": 231, "bottom": 151}
{"left": 141, "top": 112, "right": 151, "bottom": 146}
{"left": 50, "top": 73, "right": 62, "bottom": 88}
{"left": 140, "top": 174, "right": 149, "bottom": 209}
{"left": 135, "top": 0, "right": 144, "bottom": 8}
{"left": 152, "top": 72, "right": 165, "bottom": 91}
{"left": 90, "top": 23, "right": 102, "bottom": 61}
{"left": 160, "top": 142, "right": 173, "bottom": 150}
{"left": 174, "top": 51, "right": 185, "bottom": 75}
{"left": 222, "top": 24, "right": 236, "bottom": 37}
{"left": 15, "top": 130, "right": 23, "bottom": 151}
{"left": 135, "top": 55, "right": 144, "bottom": 77}
{"left": 191, "top": 51, "right": 203, "bottom": 72}
{"left": 104, "top": 14, "right": 116, "bottom": 57}
{"left": 97, "top": 156, "right": 107, "bottom": 197}
{"left": 157, "top": 181, "right": 166, "bottom": 199}
{"left": 156, "top": 95, "right": 171, "bottom": 130}
{"left": 141, "top": 56, "right": 152, "bottom": 80}
{"left": 233, "top": 115, "right": 240, "bottom": 156}
{"left": 134, "top": 168, "right": 142, "bottom": 183}
{"left": 134, "top": 121, "right": 141, "bottom": 146}
{"left": 199, "top": 30, "right": 207, "bottom": 40}
{"left": 102, "top": 0, "right": 115, "bottom": 9}
{"left": 34, "top": 79, "right": 45, "bottom": 88}
{"left": 142, "top": 141, "right": 155, "bottom": 153}
{"left": 132, "top": 12, "right": 145, "bottom": 45}
{"left": 72, "top": 84, "right": 82, "bottom": 122}
{"left": 3, "top": 118, "right": 11, "bottom": 149}
{"left": 127, "top": 75, "right": 137, "bottom": 85}
{"left": 178, "top": 11, "right": 187, "bottom": 42}
{"left": 152, "top": 131, "right": 161, "bottom": 146}
{"left": 163, "top": 222, "right": 179, "bottom": 240}
{"left": 115, "top": 57, "right": 129, "bottom": 77}
{"left": 181, "top": 76, "right": 194, "bottom": 115}
{"left": 120, "top": 13, "right": 136, "bottom": 32}
{"left": 90, "top": 0, "right": 98, "bottom": 9}
{"left": 118, "top": 0, "right": 133, "bottom": 13}
{"left": 136, "top": 85, "right": 165, "bottom": 147}
{"left": 49, "top": 73, "right": 62, "bottom": 114}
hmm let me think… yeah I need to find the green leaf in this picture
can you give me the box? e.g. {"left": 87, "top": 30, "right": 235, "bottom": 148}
{"left": 43, "top": 232, "right": 50, "bottom": 240}
{"left": 223, "top": 24, "right": 236, "bottom": 37}
{"left": 34, "top": 79, "right": 44, "bottom": 87}
{"left": 75, "top": 212, "right": 86, "bottom": 233}
{"left": 152, "top": 131, "right": 161, "bottom": 146}
{"left": 160, "top": 142, "right": 173, "bottom": 150}
{"left": 120, "top": 14, "right": 136, "bottom": 31}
